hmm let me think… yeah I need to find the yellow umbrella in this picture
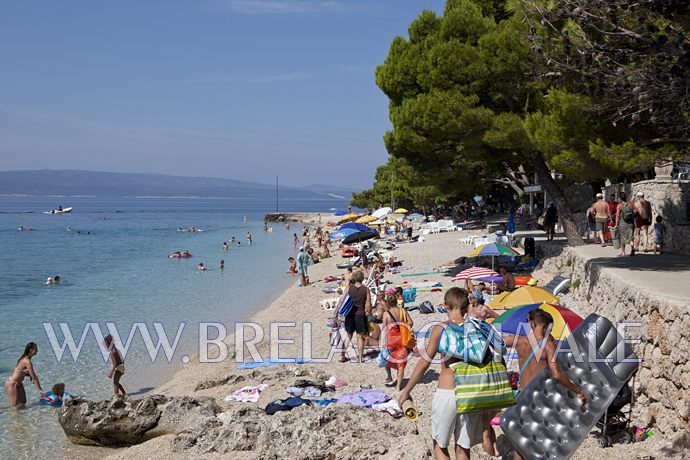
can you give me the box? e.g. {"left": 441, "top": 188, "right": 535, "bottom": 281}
{"left": 338, "top": 213, "right": 364, "bottom": 223}
{"left": 355, "top": 215, "right": 377, "bottom": 224}
{"left": 488, "top": 287, "right": 560, "bottom": 310}
{"left": 394, "top": 208, "right": 409, "bottom": 214}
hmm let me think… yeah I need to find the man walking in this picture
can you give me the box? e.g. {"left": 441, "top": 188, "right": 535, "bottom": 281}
{"left": 592, "top": 193, "right": 611, "bottom": 246}
{"left": 634, "top": 192, "right": 653, "bottom": 252}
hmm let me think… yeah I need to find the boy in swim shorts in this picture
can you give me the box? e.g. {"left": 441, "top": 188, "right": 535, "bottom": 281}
{"left": 104, "top": 334, "right": 127, "bottom": 399}
{"left": 398, "top": 288, "right": 491, "bottom": 459}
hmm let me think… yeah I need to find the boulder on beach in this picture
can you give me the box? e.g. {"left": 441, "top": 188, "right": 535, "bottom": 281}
{"left": 57, "top": 395, "right": 222, "bottom": 447}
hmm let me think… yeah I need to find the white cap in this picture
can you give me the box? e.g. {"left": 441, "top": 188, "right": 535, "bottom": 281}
{"left": 596, "top": 193, "right": 603, "bottom": 198}
{"left": 298, "top": 246, "right": 303, "bottom": 251}
{"left": 636, "top": 191, "right": 644, "bottom": 197}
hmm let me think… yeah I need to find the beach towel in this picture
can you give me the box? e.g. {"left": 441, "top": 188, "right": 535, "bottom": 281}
{"left": 372, "top": 399, "right": 403, "bottom": 418}
{"left": 337, "top": 295, "right": 354, "bottom": 318}
{"left": 224, "top": 384, "right": 269, "bottom": 403}
{"left": 338, "top": 389, "right": 390, "bottom": 408}
{"left": 236, "top": 358, "right": 310, "bottom": 370}
{"left": 400, "top": 271, "right": 437, "bottom": 277}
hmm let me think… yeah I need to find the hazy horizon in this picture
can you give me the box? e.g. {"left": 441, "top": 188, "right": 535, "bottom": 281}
{"left": 0, "top": 0, "right": 445, "bottom": 189}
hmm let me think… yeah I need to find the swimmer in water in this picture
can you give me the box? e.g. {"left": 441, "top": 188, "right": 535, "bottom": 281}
{"left": 220, "top": 260, "right": 225, "bottom": 270}
{"left": 40, "top": 382, "right": 66, "bottom": 406}
{"left": 198, "top": 263, "right": 206, "bottom": 271}
{"left": 223, "top": 242, "right": 229, "bottom": 252}
{"left": 246, "top": 232, "right": 252, "bottom": 245}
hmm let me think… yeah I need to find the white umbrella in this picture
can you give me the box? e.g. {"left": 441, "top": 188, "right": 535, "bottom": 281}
{"left": 372, "top": 207, "right": 392, "bottom": 218}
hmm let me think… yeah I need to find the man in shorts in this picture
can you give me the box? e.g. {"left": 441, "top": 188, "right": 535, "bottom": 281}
{"left": 592, "top": 193, "right": 611, "bottom": 246}
{"left": 634, "top": 192, "right": 653, "bottom": 252}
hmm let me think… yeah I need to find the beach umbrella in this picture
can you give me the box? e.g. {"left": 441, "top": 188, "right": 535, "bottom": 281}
{"left": 334, "top": 210, "right": 348, "bottom": 216}
{"left": 338, "top": 213, "right": 360, "bottom": 223}
{"left": 492, "top": 303, "right": 583, "bottom": 341}
{"left": 488, "top": 287, "right": 560, "bottom": 310}
{"left": 372, "top": 207, "right": 392, "bottom": 218}
{"left": 340, "top": 222, "right": 376, "bottom": 232}
{"left": 394, "top": 208, "right": 409, "bottom": 214}
{"left": 356, "top": 215, "right": 378, "bottom": 224}
{"left": 468, "top": 242, "right": 521, "bottom": 257}
{"left": 329, "top": 208, "right": 338, "bottom": 211}
{"left": 329, "top": 227, "right": 359, "bottom": 240}
{"left": 342, "top": 228, "right": 377, "bottom": 245}
{"left": 451, "top": 267, "right": 498, "bottom": 282}
{"left": 468, "top": 242, "right": 521, "bottom": 290}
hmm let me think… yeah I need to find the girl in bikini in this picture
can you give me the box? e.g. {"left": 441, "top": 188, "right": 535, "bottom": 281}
{"left": 104, "top": 335, "right": 127, "bottom": 399}
{"left": 5, "top": 342, "right": 45, "bottom": 407}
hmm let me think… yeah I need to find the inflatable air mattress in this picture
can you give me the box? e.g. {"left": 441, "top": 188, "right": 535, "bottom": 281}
{"left": 500, "top": 314, "right": 639, "bottom": 460}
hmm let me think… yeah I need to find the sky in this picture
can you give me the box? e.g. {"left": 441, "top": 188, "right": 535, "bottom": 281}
{"left": 0, "top": 0, "right": 445, "bottom": 189}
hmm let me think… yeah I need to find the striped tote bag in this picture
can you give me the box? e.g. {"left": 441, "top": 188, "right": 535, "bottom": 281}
{"left": 450, "top": 358, "right": 515, "bottom": 414}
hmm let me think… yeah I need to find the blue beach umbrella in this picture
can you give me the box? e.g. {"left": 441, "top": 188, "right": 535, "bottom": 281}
{"left": 340, "top": 222, "right": 376, "bottom": 232}
{"left": 330, "top": 228, "right": 358, "bottom": 240}
{"left": 334, "top": 211, "right": 348, "bottom": 216}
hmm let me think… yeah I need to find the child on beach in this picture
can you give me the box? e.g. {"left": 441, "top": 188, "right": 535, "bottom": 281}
{"left": 103, "top": 334, "right": 127, "bottom": 399}
{"left": 653, "top": 216, "right": 666, "bottom": 254}
{"left": 398, "top": 288, "right": 488, "bottom": 459}
{"left": 381, "top": 294, "right": 413, "bottom": 390}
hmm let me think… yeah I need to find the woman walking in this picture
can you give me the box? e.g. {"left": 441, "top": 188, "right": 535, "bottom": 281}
{"left": 5, "top": 342, "right": 45, "bottom": 407}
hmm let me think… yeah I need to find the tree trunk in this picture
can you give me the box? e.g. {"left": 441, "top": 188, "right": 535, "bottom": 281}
{"left": 533, "top": 154, "right": 584, "bottom": 246}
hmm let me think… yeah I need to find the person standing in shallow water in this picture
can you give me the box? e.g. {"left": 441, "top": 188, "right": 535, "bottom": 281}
{"left": 5, "top": 342, "right": 45, "bottom": 406}
{"left": 104, "top": 335, "right": 127, "bottom": 399}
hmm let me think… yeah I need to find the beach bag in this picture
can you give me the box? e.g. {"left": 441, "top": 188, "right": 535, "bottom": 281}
{"left": 610, "top": 226, "right": 621, "bottom": 249}
{"left": 450, "top": 358, "right": 515, "bottom": 414}
{"left": 402, "top": 288, "right": 417, "bottom": 303}
{"left": 337, "top": 295, "right": 354, "bottom": 320}
{"left": 621, "top": 201, "right": 636, "bottom": 224}
{"left": 399, "top": 309, "right": 416, "bottom": 350}
{"left": 418, "top": 301, "right": 435, "bottom": 314}
{"left": 376, "top": 348, "right": 390, "bottom": 368}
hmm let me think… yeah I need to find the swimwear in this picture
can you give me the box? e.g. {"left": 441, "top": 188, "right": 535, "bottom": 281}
{"left": 431, "top": 389, "right": 484, "bottom": 449}
{"left": 115, "top": 364, "right": 125, "bottom": 375}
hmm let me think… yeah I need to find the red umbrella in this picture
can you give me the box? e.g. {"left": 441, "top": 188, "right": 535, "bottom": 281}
{"left": 452, "top": 266, "right": 498, "bottom": 282}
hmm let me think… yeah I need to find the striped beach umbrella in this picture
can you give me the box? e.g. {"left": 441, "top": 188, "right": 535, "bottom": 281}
{"left": 452, "top": 266, "right": 498, "bottom": 282}
{"left": 468, "top": 242, "right": 521, "bottom": 257}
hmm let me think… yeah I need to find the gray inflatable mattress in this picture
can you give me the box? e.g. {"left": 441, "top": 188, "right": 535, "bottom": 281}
{"left": 500, "top": 314, "right": 639, "bottom": 459}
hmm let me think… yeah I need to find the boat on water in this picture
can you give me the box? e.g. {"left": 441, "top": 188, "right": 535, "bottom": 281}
{"left": 45, "top": 207, "right": 73, "bottom": 214}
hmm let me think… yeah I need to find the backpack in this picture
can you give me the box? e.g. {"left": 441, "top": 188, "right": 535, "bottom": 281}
{"left": 398, "top": 309, "right": 416, "bottom": 350}
{"left": 621, "top": 201, "right": 636, "bottom": 224}
{"left": 419, "top": 301, "right": 435, "bottom": 314}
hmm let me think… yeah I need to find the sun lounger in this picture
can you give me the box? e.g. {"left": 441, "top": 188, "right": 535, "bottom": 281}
{"left": 542, "top": 275, "right": 570, "bottom": 296}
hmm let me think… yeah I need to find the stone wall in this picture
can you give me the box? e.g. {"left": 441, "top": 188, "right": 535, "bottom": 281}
{"left": 604, "top": 179, "right": 690, "bottom": 255}
{"left": 537, "top": 245, "right": 690, "bottom": 449}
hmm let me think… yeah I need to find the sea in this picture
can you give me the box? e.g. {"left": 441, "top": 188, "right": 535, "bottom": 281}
{"left": 0, "top": 196, "right": 345, "bottom": 459}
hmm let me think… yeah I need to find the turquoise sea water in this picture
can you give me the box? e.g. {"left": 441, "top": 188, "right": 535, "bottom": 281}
{"left": 0, "top": 196, "right": 343, "bottom": 459}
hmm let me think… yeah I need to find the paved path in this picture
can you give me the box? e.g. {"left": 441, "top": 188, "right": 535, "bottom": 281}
{"left": 515, "top": 230, "right": 690, "bottom": 306}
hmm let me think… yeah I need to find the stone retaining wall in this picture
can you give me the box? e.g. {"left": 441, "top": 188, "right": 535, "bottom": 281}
{"left": 537, "top": 244, "right": 690, "bottom": 448}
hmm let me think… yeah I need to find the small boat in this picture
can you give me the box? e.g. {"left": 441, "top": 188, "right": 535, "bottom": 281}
{"left": 46, "top": 207, "right": 73, "bottom": 214}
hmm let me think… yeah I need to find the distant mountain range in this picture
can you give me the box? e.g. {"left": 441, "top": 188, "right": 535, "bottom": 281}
{"left": 0, "top": 170, "right": 359, "bottom": 200}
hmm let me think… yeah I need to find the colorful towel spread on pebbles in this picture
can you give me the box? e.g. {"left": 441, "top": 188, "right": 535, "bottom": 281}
{"left": 337, "top": 389, "right": 390, "bottom": 408}
{"left": 401, "top": 281, "right": 442, "bottom": 289}
{"left": 224, "top": 384, "right": 269, "bottom": 403}
{"left": 236, "top": 358, "right": 310, "bottom": 370}
{"left": 400, "top": 272, "right": 438, "bottom": 277}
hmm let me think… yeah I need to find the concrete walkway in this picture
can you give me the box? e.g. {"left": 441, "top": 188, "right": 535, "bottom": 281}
{"left": 514, "top": 230, "right": 690, "bottom": 306}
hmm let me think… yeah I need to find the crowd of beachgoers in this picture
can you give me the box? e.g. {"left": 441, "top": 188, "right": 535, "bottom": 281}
{"left": 6, "top": 209, "right": 661, "bottom": 460}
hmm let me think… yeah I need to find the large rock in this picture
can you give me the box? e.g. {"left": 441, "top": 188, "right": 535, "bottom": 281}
{"left": 58, "top": 395, "right": 167, "bottom": 446}
{"left": 58, "top": 395, "right": 222, "bottom": 447}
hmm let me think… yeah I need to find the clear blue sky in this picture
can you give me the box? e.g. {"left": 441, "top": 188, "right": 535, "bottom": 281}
{"left": 0, "top": 0, "right": 445, "bottom": 189}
